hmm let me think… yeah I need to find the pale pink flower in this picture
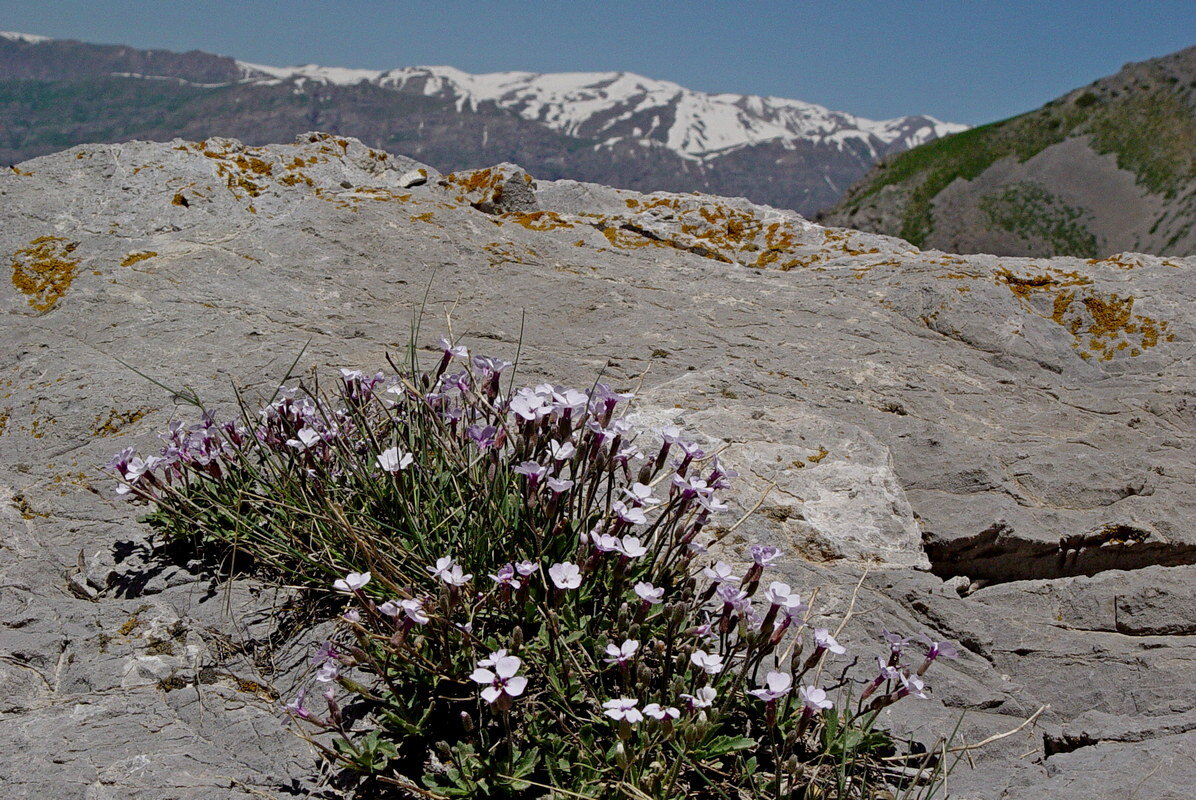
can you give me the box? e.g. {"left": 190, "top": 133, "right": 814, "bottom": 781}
{"left": 750, "top": 545, "right": 781, "bottom": 567}
{"left": 898, "top": 672, "right": 928, "bottom": 700}
{"left": 604, "top": 639, "right": 640, "bottom": 665}
{"left": 748, "top": 671, "right": 793, "bottom": 702}
{"left": 814, "top": 628, "right": 846, "bottom": 655}
{"left": 800, "top": 685, "right": 833, "bottom": 712}
{"left": 548, "top": 439, "right": 576, "bottom": 461}
{"left": 622, "top": 482, "right": 660, "bottom": 506}
{"left": 690, "top": 649, "right": 724, "bottom": 675}
{"left": 440, "top": 564, "right": 472, "bottom": 587}
{"left": 470, "top": 655, "right": 527, "bottom": 704}
{"left": 611, "top": 500, "right": 647, "bottom": 526}
{"left": 333, "top": 571, "right": 371, "bottom": 593}
{"left": 548, "top": 562, "right": 582, "bottom": 589}
{"left": 489, "top": 563, "right": 522, "bottom": 590}
{"left": 615, "top": 535, "right": 648, "bottom": 559}
{"left": 477, "top": 649, "right": 509, "bottom": 668}
{"left": 376, "top": 446, "right": 413, "bottom": 472}
{"left": 286, "top": 427, "right": 322, "bottom": 451}
{"left": 680, "top": 687, "right": 717, "bottom": 709}
{"left": 643, "top": 703, "right": 680, "bottom": 720}
{"left": 602, "top": 697, "right": 643, "bottom": 723}
{"left": 634, "top": 582, "right": 665, "bottom": 604}
{"left": 702, "top": 561, "right": 739, "bottom": 584}
{"left": 426, "top": 556, "right": 457, "bottom": 581}
{"left": 591, "top": 532, "right": 621, "bottom": 553}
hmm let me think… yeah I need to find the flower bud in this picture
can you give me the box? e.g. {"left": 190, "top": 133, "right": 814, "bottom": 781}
{"left": 511, "top": 626, "right": 524, "bottom": 650}
{"left": 323, "top": 689, "right": 342, "bottom": 728}
{"left": 460, "top": 711, "right": 474, "bottom": 733}
{"left": 637, "top": 662, "right": 653, "bottom": 685}
{"left": 615, "top": 741, "right": 630, "bottom": 766}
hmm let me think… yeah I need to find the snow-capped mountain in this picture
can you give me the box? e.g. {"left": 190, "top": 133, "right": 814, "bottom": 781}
{"left": 236, "top": 61, "right": 966, "bottom": 161}
{"left": 0, "top": 31, "right": 966, "bottom": 214}
{"left": 0, "top": 30, "right": 52, "bottom": 44}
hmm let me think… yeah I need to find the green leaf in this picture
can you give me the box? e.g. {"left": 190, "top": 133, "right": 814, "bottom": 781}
{"left": 698, "top": 735, "right": 758, "bottom": 758}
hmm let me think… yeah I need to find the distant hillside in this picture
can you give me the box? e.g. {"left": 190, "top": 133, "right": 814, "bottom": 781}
{"left": 0, "top": 30, "right": 965, "bottom": 215}
{"left": 820, "top": 46, "right": 1196, "bottom": 257}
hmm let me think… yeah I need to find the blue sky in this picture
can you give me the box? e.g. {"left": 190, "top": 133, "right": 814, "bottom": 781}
{"left": 2, "top": 1, "right": 1193, "bottom": 125}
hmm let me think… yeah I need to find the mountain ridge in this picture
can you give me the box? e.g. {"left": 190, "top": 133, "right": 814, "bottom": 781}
{"left": 0, "top": 30, "right": 964, "bottom": 214}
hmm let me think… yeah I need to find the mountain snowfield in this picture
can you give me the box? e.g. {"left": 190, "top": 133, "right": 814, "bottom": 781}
{"left": 237, "top": 60, "right": 967, "bottom": 160}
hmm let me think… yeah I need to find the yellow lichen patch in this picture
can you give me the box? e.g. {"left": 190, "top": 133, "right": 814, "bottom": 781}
{"left": 602, "top": 225, "right": 662, "bottom": 249}
{"left": 280, "top": 172, "right": 314, "bottom": 187}
{"left": 753, "top": 249, "right": 780, "bottom": 268}
{"left": 48, "top": 471, "right": 95, "bottom": 496}
{"left": 483, "top": 241, "right": 536, "bottom": 267}
{"left": 998, "top": 266, "right": 1173, "bottom": 360}
{"left": 10, "top": 236, "right": 81, "bottom": 312}
{"left": 504, "top": 210, "right": 575, "bottom": 231}
{"left": 30, "top": 414, "right": 55, "bottom": 439}
{"left": 11, "top": 492, "right": 47, "bottom": 520}
{"left": 347, "top": 187, "right": 412, "bottom": 203}
{"left": 171, "top": 192, "right": 188, "bottom": 207}
{"left": 120, "top": 251, "right": 157, "bottom": 267}
{"left": 233, "top": 155, "right": 273, "bottom": 176}
{"left": 117, "top": 611, "right": 144, "bottom": 636}
{"left": 0, "top": 407, "right": 9, "bottom": 436}
{"left": 994, "top": 267, "right": 1092, "bottom": 299}
{"left": 9, "top": 166, "right": 33, "bottom": 176}
{"left": 819, "top": 229, "right": 883, "bottom": 257}
{"left": 234, "top": 676, "right": 280, "bottom": 701}
{"left": 411, "top": 212, "right": 436, "bottom": 223}
{"left": 443, "top": 167, "right": 504, "bottom": 205}
{"left": 92, "top": 407, "right": 155, "bottom": 437}
{"left": 807, "top": 447, "right": 830, "bottom": 464}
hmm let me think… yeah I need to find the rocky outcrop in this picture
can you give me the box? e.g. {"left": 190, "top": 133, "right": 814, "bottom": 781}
{"left": 1, "top": 135, "right": 1192, "bottom": 798}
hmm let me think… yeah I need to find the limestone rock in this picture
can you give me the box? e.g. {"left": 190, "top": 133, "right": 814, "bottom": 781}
{"left": 1, "top": 134, "right": 1192, "bottom": 799}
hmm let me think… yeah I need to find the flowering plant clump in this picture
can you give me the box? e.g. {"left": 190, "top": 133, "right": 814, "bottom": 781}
{"left": 112, "top": 338, "right": 956, "bottom": 798}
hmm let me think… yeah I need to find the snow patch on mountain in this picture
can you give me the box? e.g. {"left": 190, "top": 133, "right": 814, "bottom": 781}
{"left": 233, "top": 61, "right": 967, "bottom": 160}
{"left": 1, "top": 31, "right": 51, "bottom": 43}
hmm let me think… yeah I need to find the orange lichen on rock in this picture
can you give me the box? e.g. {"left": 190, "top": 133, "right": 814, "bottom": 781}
{"left": 443, "top": 167, "right": 504, "bottom": 205}
{"left": 10, "top": 236, "right": 81, "bottom": 312}
{"left": 505, "top": 211, "right": 576, "bottom": 231}
{"left": 120, "top": 251, "right": 157, "bottom": 267}
{"left": 92, "top": 407, "right": 155, "bottom": 437}
{"left": 997, "top": 265, "right": 1173, "bottom": 360}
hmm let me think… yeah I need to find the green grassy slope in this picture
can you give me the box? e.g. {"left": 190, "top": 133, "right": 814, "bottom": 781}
{"left": 828, "top": 48, "right": 1196, "bottom": 249}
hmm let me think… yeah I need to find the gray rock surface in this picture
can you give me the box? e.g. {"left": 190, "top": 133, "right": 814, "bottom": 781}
{"left": 1, "top": 134, "right": 1193, "bottom": 799}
